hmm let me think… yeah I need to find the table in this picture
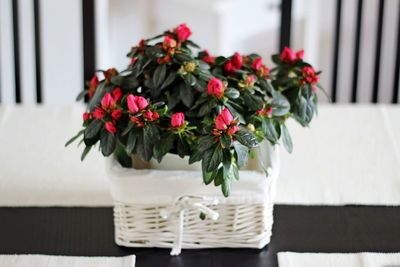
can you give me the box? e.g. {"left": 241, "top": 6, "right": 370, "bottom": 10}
{"left": 1, "top": 205, "right": 399, "bottom": 267}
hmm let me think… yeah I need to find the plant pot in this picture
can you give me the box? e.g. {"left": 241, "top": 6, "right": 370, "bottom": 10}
{"left": 106, "top": 141, "right": 280, "bottom": 255}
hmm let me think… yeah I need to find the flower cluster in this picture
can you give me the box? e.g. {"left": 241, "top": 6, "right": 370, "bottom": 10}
{"left": 68, "top": 23, "right": 322, "bottom": 197}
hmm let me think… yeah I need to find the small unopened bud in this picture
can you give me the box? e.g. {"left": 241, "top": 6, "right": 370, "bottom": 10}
{"left": 184, "top": 61, "right": 196, "bottom": 73}
{"left": 247, "top": 123, "right": 255, "bottom": 132}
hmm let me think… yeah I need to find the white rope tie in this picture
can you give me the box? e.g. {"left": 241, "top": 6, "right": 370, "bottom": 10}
{"left": 159, "top": 195, "right": 219, "bottom": 256}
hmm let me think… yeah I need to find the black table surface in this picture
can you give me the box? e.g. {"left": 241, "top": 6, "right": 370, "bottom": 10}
{"left": 1, "top": 205, "right": 400, "bottom": 267}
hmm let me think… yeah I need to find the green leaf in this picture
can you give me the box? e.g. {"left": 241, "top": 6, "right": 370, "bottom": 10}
{"left": 100, "top": 131, "right": 116, "bottom": 156}
{"left": 65, "top": 129, "right": 84, "bottom": 147}
{"left": 84, "top": 119, "right": 103, "bottom": 139}
{"left": 183, "top": 73, "right": 197, "bottom": 86}
{"left": 174, "top": 53, "right": 192, "bottom": 64}
{"left": 202, "top": 165, "right": 214, "bottom": 185}
{"left": 206, "top": 146, "right": 223, "bottom": 172}
{"left": 179, "top": 83, "right": 194, "bottom": 107}
{"left": 88, "top": 82, "right": 107, "bottom": 111}
{"left": 189, "top": 149, "right": 203, "bottom": 164}
{"left": 233, "top": 129, "right": 258, "bottom": 148}
{"left": 213, "top": 167, "right": 224, "bottom": 186}
{"left": 243, "top": 92, "right": 262, "bottom": 111}
{"left": 225, "top": 88, "right": 240, "bottom": 99}
{"left": 221, "top": 177, "right": 231, "bottom": 197}
{"left": 115, "top": 144, "right": 132, "bottom": 168}
{"left": 220, "top": 135, "right": 232, "bottom": 148}
{"left": 186, "top": 40, "right": 200, "bottom": 49}
{"left": 233, "top": 141, "right": 249, "bottom": 168}
{"left": 126, "top": 131, "right": 138, "bottom": 154}
{"left": 152, "top": 64, "right": 167, "bottom": 89}
{"left": 81, "top": 145, "right": 92, "bottom": 161}
{"left": 161, "top": 71, "right": 176, "bottom": 89}
{"left": 262, "top": 119, "right": 280, "bottom": 143}
{"left": 177, "top": 137, "right": 189, "bottom": 158}
{"left": 271, "top": 91, "right": 290, "bottom": 116}
{"left": 146, "top": 124, "right": 160, "bottom": 141}
{"left": 199, "top": 212, "right": 206, "bottom": 220}
{"left": 298, "top": 96, "right": 314, "bottom": 125}
{"left": 281, "top": 124, "right": 293, "bottom": 153}
{"left": 153, "top": 132, "right": 174, "bottom": 162}
{"left": 136, "top": 131, "right": 153, "bottom": 161}
{"left": 198, "top": 135, "right": 215, "bottom": 152}
{"left": 122, "top": 121, "right": 135, "bottom": 136}
{"left": 76, "top": 90, "right": 88, "bottom": 101}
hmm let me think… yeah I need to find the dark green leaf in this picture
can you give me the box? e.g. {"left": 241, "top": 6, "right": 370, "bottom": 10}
{"left": 271, "top": 91, "right": 290, "bottom": 116}
{"left": 225, "top": 88, "right": 240, "bottom": 99}
{"left": 180, "top": 83, "right": 194, "bottom": 107}
{"left": 81, "top": 145, "right": 92, "bottom": 161}
{"left": 206, "top": 146, "right": 223, "bottom": 172}
{"left": 233, "top": 141, "right": 249, "bottom": 168}
{"left": 153, "top": 132, "right": 174, "bottom": 162}
{"left": 189, "top": 149, "right": 203, "bottom": 164}
{"left": 262, "top": 119, "right": 279, "bottom": 143}
{"left": 198, "top": 135, "right": 215, "bottom": 152}
{"left": 88, "top": 83, "right": 106, "bottom": 111}
{"left": 213, "top": 167, "right": 224, "bottom": 186}
{"left": 221, "top": 177, "right": 231, "bottom": 197}
{"left": 84, "top": 119, "right": 103, "bottom": 139}
{"left": 233, "top": 130, "right": 258, "bottom": 148}
{"left": 161, "top": 71, "right": 176, "bottom": 89}
{"left": 122, "top": 121, "right": 135, "bottom": 136}
{"left": 76, "top": 90, "right": 88, "bottom": 101}
{"left": 126, "top": 131, "right": 138, "bottom": 154}
{"left": 65, "top": 129, "right": 84, "bottom": 147}
{"left": 183, "top": 73, "right": 197, "bottom": 86}
{"left": 281, "top": 124, "right": 293, "bottom": 153}
{"left": 220, "top": 135, "right": 232, "bottom": 148}
{"left": 136, "top": 131, "right": 153, "bottom": 161}
{"left": 100, "top": 131, "right": 116, "bottom": 156}
{"left": 152, "top": 64, "right": 167, "bottom": 89}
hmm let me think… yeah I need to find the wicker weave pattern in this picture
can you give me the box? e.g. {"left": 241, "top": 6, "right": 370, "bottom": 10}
{"left": 113, "top": 200, "right": 274, "bottom": 250}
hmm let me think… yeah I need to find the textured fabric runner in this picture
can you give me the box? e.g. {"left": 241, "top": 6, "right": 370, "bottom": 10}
{"left": 0, "top": 254, "right": 135, "bottom": 267}
{"left": 278, "top": 252, "right": 400, "bottom": 267}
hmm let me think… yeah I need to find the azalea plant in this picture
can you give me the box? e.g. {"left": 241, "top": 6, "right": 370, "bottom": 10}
{"left": 67, "top": 24, "right": 323, "bottom": 197}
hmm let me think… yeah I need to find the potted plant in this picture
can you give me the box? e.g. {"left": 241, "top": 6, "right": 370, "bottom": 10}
{"left": 66, "top": 23, "right": 322, "bottom": 255}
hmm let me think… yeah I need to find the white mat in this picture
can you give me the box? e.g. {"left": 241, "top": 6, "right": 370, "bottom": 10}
{"left": 0, "top": 254, "right": 135, "bottom": 267}
{"left": 278, "top": 252, "right": 400, "bottom": 267}
{"left": 0, "top": 104, "right": 399, "bottom": 206}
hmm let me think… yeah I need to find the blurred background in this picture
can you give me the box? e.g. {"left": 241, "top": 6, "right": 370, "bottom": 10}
{"left": 0, "top": 0, "right": 399, "bottom": 105}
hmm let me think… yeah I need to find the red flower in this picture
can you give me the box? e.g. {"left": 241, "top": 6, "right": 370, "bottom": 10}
{"left": 93, "top": 107, "right": 106, "bottom": 119}
{"left": 214, "top": 108, "right": 238, "bottom": 136}
{"left": 130, "top": 117, "right": 145, "bottom": 127}
{"left": 301, "top": 66, "right": 319, "bottom": 91}
{"left": 101, "top": 93, "right": 114, "bottom": 109}
{"left": 251, "top": 57, "right": 263, "bottom": 70}
{"left": 163, "top": 35, "right": 177, "bottom": 50}
{"left": 144, "top": 111, "right": 159, "bottom": 121}
{"left": 111, "top": 109, "right": 122, "bottom": 120}
{"left": 130, "top": 57, "right": 137, "bottom": 65}
{"left": 127, "top": 95, "right": 149, "bottom": 114}
{"left": 174, "top": 23, "right": 192, "bottom": 41}
{"left": 231, "top": 52, "right": 243, "bottom": 69}
{"left": 215, "top": 108, "right": 234, "bottom": 130}
{"left": 256, "top": 107, "right": 273, "bottom": 117}
{"left": 207, "top": 78, "right": 225, "bottom": 99}
{"left": 201, "top": 50, "right": 215, "bottom": 65}
{"left": 105, "top": 121, "right": 117, "bottom": 134}
{"left": 224, "top": 52, "right": 242, "bottom": 74}
{"left": 171, "top": 112, "right": 185, "bottom": 128}
{"left": 83, "top": 112, "right": 91, "bottom": 122}
{"left": 88, "top": 75, "right": 99, "bottom": 98}
{"left": 227, "top": 125, "right": 239, "bottom": 136}
{"left": 281, "top": 47, "right": 304, "bottom": 64}
{"left": 103, "top": 68, "right": 118, "bottom": 81}
{"left": 112, "top": 87, "right": 123, "bottom": 102}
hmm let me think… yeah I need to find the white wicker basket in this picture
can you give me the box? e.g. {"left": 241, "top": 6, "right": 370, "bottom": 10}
{"left": 106, "top": 141, "right": 280, "bottom": 255}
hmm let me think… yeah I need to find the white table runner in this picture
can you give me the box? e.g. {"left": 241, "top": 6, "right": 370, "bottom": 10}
{"left": 0, "top": 254, "right": 135, "bottom": 267}
{"left": 0, "top": 104, "right": 399, "bottom": 206}
{"left": 278, "top": 252, "right": 400, "bottom": 267}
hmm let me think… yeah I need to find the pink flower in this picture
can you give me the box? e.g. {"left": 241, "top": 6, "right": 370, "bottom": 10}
{"left": 130, "top": 57, "right": 137, "bottom": 65}
{"left": 93, "top": 107, "right": 106, "bottom": 119}
{"left": 256, "top": 107, "right": 273, "bottom": 117}
{"left": 227, "top": 125, "right": 239, "bottom": 136}
{"left": 130, "top": 117, "right": 145, "bottom": 128}
{"left": 281, "top": 47, "right": 296, "bottom": 63}
{"left": 215, "top": 108, "right": 234, "bottom": 130}
{"left": 111, "top": 109, "right": 122, "bottom": 120}
{"left": 137, "top": 96, "right": 149, "bottom": 110}
{"left": 112, "top": 87, "right": 122, "bottom": 102}
{"left": 207, "top": 78, "right": 225, "bottom": 99}
{"left": 127, "top": 95, "right": 149, "bottom": 114}
{"left": 88, "top": 76, "right": 99, "bottom": 98}
{"left": 105, "top": 121, "right": 117, "bottom": 134}
{"left": 201, "top": 50, "right": 215, "bottom": 65}
{"left": 296, "top": 49, "right": 304, "bottom": 60}
{"left": 281, "top": 47, "right": 304, "bottom": 63}
{"left": 171, "top": 112, "right": 185, "bottom": 128}
{"left": 174, "top": 23, "right": 192, "bottom": 41}
{"left": 127, "top": 95, "right": 139, "bottom": 114}
{"left": 163, "top": 35, "right": 177, "bottom": 50}
{"left": 101, "top": 93, "right": 114, "bottom": 109}
{"left": 83, "top": 112, "right": 91, "bottom": 122}
{"left": 231, "top": 52, "right": 242, "bottom": 69}
{"left": 144, "top": 111, "right": 159, "bottom": 121}
{"left": 224, "top": 52, "right": 242, "bottom": 74}
{"left": 251, "top": 57, "right": 263, "bottom": 71}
